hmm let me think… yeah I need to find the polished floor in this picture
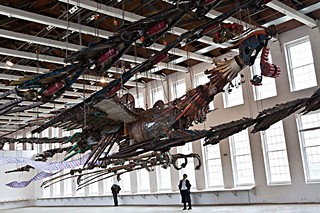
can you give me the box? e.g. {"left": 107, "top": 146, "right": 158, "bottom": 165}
{"left": 1, "top": 205, "right": 320, "bottom": 213}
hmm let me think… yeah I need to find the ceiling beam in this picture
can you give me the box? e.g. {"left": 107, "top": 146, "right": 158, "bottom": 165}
{"left": 0, "top": 47, "right": 65, "bottom": 64}
{"left": 0, "top": 29, "right": 176, "bottom": 77}
{"left": 0, "top": 73, "right": 99, "bottom": 94}
{"left": 0, "top": 49, "right": 144, "bottom": 88}
{"left": 58, "top": 0, "right": 224, "bottom": 48}
{"left": 267, "top": 0, "right": 318, "bottom": 28}
{"left": 263, "top": 2, "right": 320, "bottom": 27}
{"left": 56, "top": 0, "right": 213, "bottom": 64}
{"left": 0, "top": 28, "right": 79, "bottom": 51}
{"left": 0, "top": 5, "right": 111, "bottom": 38}
{"left": 0, "top": 5, "right": 210, "bottom": 63}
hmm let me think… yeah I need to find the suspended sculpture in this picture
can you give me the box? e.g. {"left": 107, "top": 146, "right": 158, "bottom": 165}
{"left": 2, "top": 0, "right": 315, "bottom": 190}
{"left": 0, "top": 0, "right": 222, "bottom": 116}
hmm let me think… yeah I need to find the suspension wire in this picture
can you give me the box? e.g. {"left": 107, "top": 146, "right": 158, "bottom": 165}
{"left": 122, "top": 0, "right": 125, "bottom": 26}
{"left": 71, "top": 1, "right": 86, "bottom": 129}
{"left": 35, "top": 48, "right": 40, "bottom": 122}
{"left": 186, "top": 44, "right": 195, "bottom": 89}
{"left": 161, "top": 74, "right": 169, "bottom": 104}
{"left": 244, "top": 68, "right": 254, "bottom": 118}
{"left": 133, "top": 43, "right": 140, "bottom": 107}
{"left": 65, "top": 0, "right": 69, "bottom": 59}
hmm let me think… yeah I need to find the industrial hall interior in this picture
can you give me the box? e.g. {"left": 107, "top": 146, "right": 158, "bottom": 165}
{"left": 0, "top": 0, "right": 319, "bottom": 212}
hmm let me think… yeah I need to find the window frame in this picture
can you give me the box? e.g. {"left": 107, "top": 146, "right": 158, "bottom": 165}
{"left": 229, "top": 129, "right": 255, "bottom": 186}
{"left": 284, "top": 36, "right": 317, "bottom": 92}
{"left": 296, "top": 111, "right": 320, "bottom": 183}
{"left": 171, "top": 78, "right": 186, "bottom": 100}
{"left": 156, "top": 166, "right": 172, "bottom": 192}
{"left": 150, "top": 86, "right": 164, "bottom": 106}
{"left": 194, "top": 73, "right": 214, "bottom": 110}
{"left": 250, "top": 54, "right": 277, "bottom": 101}
{"left": 222, "top": 75, "right": 244, "bottom": 108}
{"left": 260, "top": 121, "right": 291, "bottom": 185}
{"left": 201, "top": 139, "right": 224, "bottom": 188}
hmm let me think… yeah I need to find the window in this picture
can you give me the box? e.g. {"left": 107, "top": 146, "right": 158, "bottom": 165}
{"left": 42, "top": 128, "right": 49, "bottom": 138}
{"left": 229, "top": 130, "right": 254, "bottom": 186}
{"left": 202, "top": 139, "right": 224, "bottom": 188}
{"left": 251, "top": 55, "right": 277, "bottom": 100}
{"left": 133, "top": 93, "right": 145, "bottom": 109}
{"left": 285, "top": 36, "right": 317, "bottom": 91}
{"left": 223, "top": 76, "right": 244, "bottom": 108}
{"left": 52, "top": 127, "right": 60, "bottom": 138}
{"left": 52, "top": 177, "right": 61, "bottom": 197}
{"left": 194, "top": 73, "right": 214, "bottom": 110}
{"left": 104, "top": 177, "right": 113, "bottom": 195}
{"left": 89, "top": 169, "right": 100, "bottom": 195}
{"left": 177, "top": 143, "right": 196, "bottom": 189}
{"left": 2, "top": 140, "right": 9, "bottom": 150}
{"left": 15, "top": 134, "right": 23, "bottom": 150}
{"left": 76, "top": 183, "right": 85, "bottom": 196}
{"left": 261, "top": 121, "right": 291, "bottom": 185}
{"left": 150, "top": 86, "right": 164, "bottom": 106}
{"left": 25, "top": 133, "right": 33, "bottom": 150}
{"left": 297, "top": 111, "right": 320, "bottom": 183}
{"left": 157, "top": 167, "right": 171, "bottom": 191}
{"left": 31, "top": 133, "right": 40, "bottom": 153}
{"left": 119, "top": 172, "right": 131, "bottom": 193}
{"left": 64, "top": 170, "right": 73, "bottom": 196}
{"left": 171, "top": 79, "right": 186, "bottom": 100}
{"left": 137, "top": 169, "right": 150, "bottom": 192}
{"left": 62, "top": 129, "right": 71, "bottom": 137}
{"left": 43, "top": 178, "right": 51, "bottom": 197}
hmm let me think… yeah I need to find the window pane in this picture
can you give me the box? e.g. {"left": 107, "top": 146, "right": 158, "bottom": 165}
{"left": 89, "top": 170, "right": 99, "bottom": 195}
{"left": 157, "top": 167, "right": 172, "bottom": 191}
{"left": 285, "top": 37, "right": 317, "bottom": 91}
{"left": 133, "top": 93, "right": 145, "bottom": 109}
{"left": 104, "top": 177, "right": 113, "bottom": 195}
{"left": 194, "top": 73, "right": 214, "bottom": 110}
{"left": 203, "top": 139, "right": 223, "bottom": 187}
{"left": 2, "top": 141, "right": 9, "bottom": 150}
{"left": 151, "top": 86, "right": 164, "bottom": 106}
{"left": 25, "top": 133, "right": 33, "bottom": 150}
{"left": 261, "top": 121, "right": 291, "bottom": 185}
{"left": 76, "top": 184, "right": 85, "bottom": 196}
{"left": 172, "top": 79, "right": 186, "bottom": 100}
{"left": 297, "top": 111, "right": 320, "bottom": 182}
{"left": 223, "top": 76, "right": 244, "bottom": 108}
{"left": 230, "top": 130, "right": 254, "bottom": 186}
{"left": 119, "top": 172, "right": 131, "bottom": 193}
{"left": 15, "top": 134, "right": 23, "bottom": 150}
{"left": 53, "top": 174, "right": 61, "bottom": 197}
{"left": 137, "top": 169, "right": 150, "bottom": 192}
{"left": 64, "top": 170, "right": 73, "bottom": 196}
{"left": 251, "top": 55, "right": 277, "bottom": 100}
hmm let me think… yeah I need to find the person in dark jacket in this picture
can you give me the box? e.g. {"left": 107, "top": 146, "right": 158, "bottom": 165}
{"left": 178, "top": 174, "right": 192, "bottom": 210}
{"left": 111, "top": 183, "right": 121, "bottom": 206}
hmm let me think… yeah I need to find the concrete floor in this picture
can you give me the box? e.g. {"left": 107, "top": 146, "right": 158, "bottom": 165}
{"left": 1, "top": 205, "right": 320, "bottom": 213}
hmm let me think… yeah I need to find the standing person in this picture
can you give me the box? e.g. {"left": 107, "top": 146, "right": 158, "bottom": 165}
{"left": 178, "top": 174, "right": 192, "bottom": 210}
{"left": 111, "top": 183, "right": 121, "bottom": 206}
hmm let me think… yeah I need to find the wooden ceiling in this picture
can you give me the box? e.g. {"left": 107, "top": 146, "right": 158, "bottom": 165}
{"left": 0, "top": 0, "right": 319, "bottom": 133}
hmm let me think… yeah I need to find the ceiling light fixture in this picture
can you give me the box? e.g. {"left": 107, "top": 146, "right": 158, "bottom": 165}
{"left": 5, "top": 60, "right": 14, "bottom": 68}
{"left": 68, "top": 6, "right": 79, "bottom": 14}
